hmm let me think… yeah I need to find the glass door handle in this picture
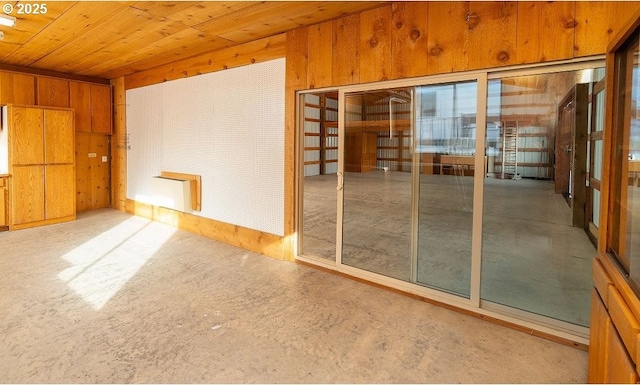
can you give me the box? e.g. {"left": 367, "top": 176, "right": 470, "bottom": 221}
{"left": 337, "top": 171, "right": 343, "bottom": 191}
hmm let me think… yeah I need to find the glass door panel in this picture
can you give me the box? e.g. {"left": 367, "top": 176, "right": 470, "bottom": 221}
{"left": 481, "top": 71, "right": 597, "bottom": 327}
{"left": 415, "top": 81, "right": 478, "bottom": 298}
{"left": 341, "top": 88, "right": 414, "bottom": 281}
{"left": 300, "top": 92, "right": 338, "bottom": 261}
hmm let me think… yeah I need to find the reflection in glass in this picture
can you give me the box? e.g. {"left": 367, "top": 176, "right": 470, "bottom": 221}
{"left": 627, "top": 47, "right": 640, "bottom": 284}
{"left": 341, "top": 88, "right": 413, "bottom": 280}
{"left": 415, "top": 81, "right": 477, "bottom": 297}
{"left": 301, "top": 93, "right": 338, "bottom": 261}
{"left": 481, "top": 71, "right": 597, "bottom": 326}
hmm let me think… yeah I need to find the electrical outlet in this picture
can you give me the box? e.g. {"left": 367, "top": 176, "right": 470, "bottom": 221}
{"left": 102, "top": 156, "right": 108, "bottom": 162}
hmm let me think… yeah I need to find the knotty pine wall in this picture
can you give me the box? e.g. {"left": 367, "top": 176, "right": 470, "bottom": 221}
{"left": 116, "top": 1, "right": 640, "bottom": 261}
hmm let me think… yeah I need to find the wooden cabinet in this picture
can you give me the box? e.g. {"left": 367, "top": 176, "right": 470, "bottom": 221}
{"left": 589, "top": 257, "right": 640, "bottom": 384}
{"left": 37, "top": 77, "right": 70, "bottom": 108}
{"left": 0, "top": 176, "right": 7, "bottom": 230}
{"left": 345, "top": 131, "right": 377, "bottom": 172}
{"left": 0, "top": 72, "right": 35, "bottom": 105}
{"left": 11, "top": 165, "right": 45, "bottom": 226}
{"left": 69, "top": 82, "right": 91, "bottom": 133}
{"left": 91, "top": 85, "right": 112, "bottom": 134}
{"left": 70, "top": 82, "right": 112, "bottom": 134}
{"left": 2, "top": 105, "right": 75, "bottom": 230}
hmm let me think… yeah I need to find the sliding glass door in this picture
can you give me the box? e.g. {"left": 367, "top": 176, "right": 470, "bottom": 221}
{"left": 297, "top": 62, "right": 603, "bottom": 337}
{"left": 340, "top": 88, "right": 415, "bottom": 281}
{"left": 415, "top": 81, "right": 478, "bottom": 298}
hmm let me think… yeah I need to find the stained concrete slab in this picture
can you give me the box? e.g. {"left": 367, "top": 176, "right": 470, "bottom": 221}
{"left": 0, "top": 209, "right": 587, "bottom": 383}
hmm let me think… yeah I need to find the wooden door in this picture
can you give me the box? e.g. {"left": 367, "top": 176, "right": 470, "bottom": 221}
{"left": 76, "top": 133, "right": 110, "bottom": 211}
{"left": 9, "top": 107, "right": 44, "bottom": 166}
{"left": 91, "top": 85, "right": 112, "bottom": 134}
{"left": 69, "top": 82, "right": 92, "bottom": 133}
{"left": 44, "top": 109, "right": 74, "bottom": 164}
{"left": 45, "top": 164, "right": 75, "bottom": 219}
{"left": 555, "top": 92, "right": 573, "bottom": 197}
{"left": 0, "top": 72, "right": 35, "bottom": 105}
{"left": 37, "top": 77, "right": 70, "bottom": 108}
{"left": 11, "top": 165, "right": 45, "bottom": 225}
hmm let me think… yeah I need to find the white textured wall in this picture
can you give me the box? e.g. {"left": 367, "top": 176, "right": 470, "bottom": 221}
{"left": 126, "top": 58, "right": 285, "bottom": 236}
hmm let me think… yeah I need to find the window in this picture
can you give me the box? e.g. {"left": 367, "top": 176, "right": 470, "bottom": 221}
{"left": 608, "top": 27, "right": 640, "bottom": 287}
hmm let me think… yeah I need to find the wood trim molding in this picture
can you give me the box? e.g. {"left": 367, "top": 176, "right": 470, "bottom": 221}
{"left": 0, "top": 63, "right": 109, "bottom": 85}
{"left": 607, "top": 6, "right": 640, "bottom": 53}
{"left": 124, "top": 199, "right": 284, "bottom": 260}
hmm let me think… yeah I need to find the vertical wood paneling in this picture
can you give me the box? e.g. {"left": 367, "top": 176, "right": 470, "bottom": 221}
{"left": 467, "top": 2, "right": 517, "bottom": 70}
{"left": 111, "top": 77, "right": 126, "bottom": 211}
{"left": 36, "top": 77, "right": 70, "bottom": 108}
{"left": 516, "top": 2, "right": 576, "bottom": 64}
{"left": 359, "top": 6, "right": 392, "bottom": 83}
{"left": 284, "top": 28, "right": 308, "bottom": 261}
{"left": 44, "top": 109, "right": 74, "bottom": 164}
{"left": 426, "top": 2, "right": 469, "bottom": 74}
{"left": 76, "top": 133, "right": 110, "bottom": 212}
{"left": 332, "top": 13, "right": 360, "bottom": 86}
{"left": 391, "top": 2, "right": 428, "bottom": 79}
{"left": 70, "top": 81, "right": 92, "bottom": 133}
{"left": 307, "top": 20, "right": 333, "bottom": 89}
{"left": 575, "top": 1, "right": 640, "bottom": 57}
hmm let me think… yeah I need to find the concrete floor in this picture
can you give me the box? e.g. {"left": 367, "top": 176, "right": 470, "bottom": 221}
{"left": 302, "top": 171, "right": 594, "bottom": 327}
{"left": 0, "top": 209, "right": 587, "bottom": 383}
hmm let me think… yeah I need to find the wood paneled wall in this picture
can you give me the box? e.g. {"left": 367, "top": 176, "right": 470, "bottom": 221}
{"left": 293, "top": 1, "right": 640, "bottom": 89}
{"left": 113, "top": 1, "right": 640, "bottom": 262}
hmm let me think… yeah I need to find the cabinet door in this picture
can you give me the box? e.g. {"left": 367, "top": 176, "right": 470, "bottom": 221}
{"left": 69, "top": 82, "right": 92, "bottom": 133}
{"left": 588, "top": 288, "right": 611, "bottom": 383}
{"left": 44, "top": 109, "right": 74, "bottom": 164}
{"left": 606, "top": 321, "right": 639, "bottom": 383}
{"left": 10, "top": 107, "right": 44, "bottom": 165}
{"left": 11, "top": 165, "right": 45, "bottom": 225}
{"left": 45, "top": 164, "right": 75, "bottom": 219}
{"left": 0, "top": 178, "right": 6, "bottom": 227}
{"left": 91, "top": 85, "right": 112, "bottom": 134}
{"left": 37, "top": 77, "right": 70, "bottom": 108}
{"left": 0, "top": 72, "right": 35, "bottom": 105}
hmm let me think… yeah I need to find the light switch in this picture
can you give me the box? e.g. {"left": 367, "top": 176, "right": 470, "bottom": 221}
{"left": 88, "top": 153, "right": 97, "bottom": 158}
{"left": 102, "top": 156, "right": 108, "bottom": 162}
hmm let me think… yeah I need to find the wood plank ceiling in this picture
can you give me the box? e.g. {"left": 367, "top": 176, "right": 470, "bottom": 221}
{"left": 0, "top": 1, "right": 385, "bottom": 80}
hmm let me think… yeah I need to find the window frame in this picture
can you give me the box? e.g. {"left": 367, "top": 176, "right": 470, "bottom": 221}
{"left": 602, "top": 12, "right": 640, "bottom": 288}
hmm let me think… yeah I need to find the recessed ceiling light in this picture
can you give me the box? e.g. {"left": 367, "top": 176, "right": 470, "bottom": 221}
{"left": 0, "top": 14, "right": 16, "bottom": 27}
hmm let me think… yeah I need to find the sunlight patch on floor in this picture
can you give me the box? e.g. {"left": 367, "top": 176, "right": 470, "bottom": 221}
{"left": 58, "top": 216, "right": 177, "bottom": 310}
